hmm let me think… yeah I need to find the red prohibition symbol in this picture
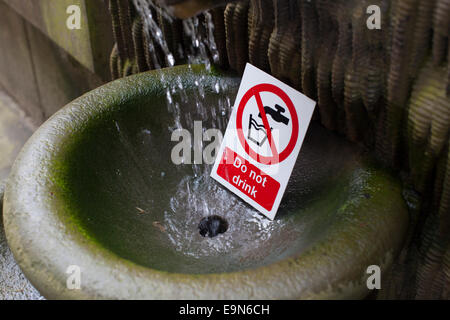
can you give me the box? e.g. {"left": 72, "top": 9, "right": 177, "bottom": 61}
{"left": 236, "top": 83, "right": 299, "bottom": 164}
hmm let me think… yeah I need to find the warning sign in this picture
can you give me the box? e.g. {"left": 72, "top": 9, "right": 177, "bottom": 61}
{"left": 216, "top": 148, "right": 280, "bottom": 211}
{"left": 211, "top": 63, "right": 316, "bottom": 220}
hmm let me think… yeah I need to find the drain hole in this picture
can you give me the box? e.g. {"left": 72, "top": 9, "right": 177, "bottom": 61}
{"left": 198, "top": 215, "right": 229, "bottom": 238}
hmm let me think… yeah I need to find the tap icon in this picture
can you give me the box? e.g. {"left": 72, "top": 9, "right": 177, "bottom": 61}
{"left": 259, "top": 104, "right": 289, "bottom": 126}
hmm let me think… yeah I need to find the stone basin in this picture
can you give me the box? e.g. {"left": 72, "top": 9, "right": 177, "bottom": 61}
{"left": 2, "top": 65, "right": 408, "bottom": 299}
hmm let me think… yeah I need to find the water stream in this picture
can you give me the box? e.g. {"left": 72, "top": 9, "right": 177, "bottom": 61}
{"left": 130, "top": 0, "right": 260, "bottom": 254}
{"left": 114, "top": 1, "right": 329, "bottom": 269}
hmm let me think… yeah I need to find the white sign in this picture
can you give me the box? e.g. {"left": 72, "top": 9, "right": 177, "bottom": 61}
{"left": 211, "top": 63, "right": 316, "bottom": 220}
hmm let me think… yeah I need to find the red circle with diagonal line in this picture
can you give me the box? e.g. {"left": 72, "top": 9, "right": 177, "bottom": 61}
{"left": 236, "top": 83, "right": 299, "bottom": 164}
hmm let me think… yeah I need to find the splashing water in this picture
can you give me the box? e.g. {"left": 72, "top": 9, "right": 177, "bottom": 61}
{"left": 164, "top": 172, "right": 285, "bottom": 259}
{"left": 127, "top": 1, "right": 282, "bottom": 259}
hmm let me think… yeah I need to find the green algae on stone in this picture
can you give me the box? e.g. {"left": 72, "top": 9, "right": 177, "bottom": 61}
{"left": 3, "top": 65, "right": 408, "bottom": 299}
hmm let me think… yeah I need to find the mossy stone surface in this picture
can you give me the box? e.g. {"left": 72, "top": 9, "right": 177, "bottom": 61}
{"left": 3, "top": 65, "right": 408, "bottom": 299}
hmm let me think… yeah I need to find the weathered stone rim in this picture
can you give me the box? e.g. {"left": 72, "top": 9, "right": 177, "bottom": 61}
{"left": 2, "top": 65, "right": 408, "bottom": 299}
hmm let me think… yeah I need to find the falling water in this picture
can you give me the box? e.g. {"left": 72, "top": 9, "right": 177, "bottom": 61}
{"left": 132, "top": 0, "right": 224, "bottom": 133}
{"left": 132, "top": 0, "right": 175, "bottom": 69}
{"left": 127, "top": 0, "right": 282, "bottom": 260}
